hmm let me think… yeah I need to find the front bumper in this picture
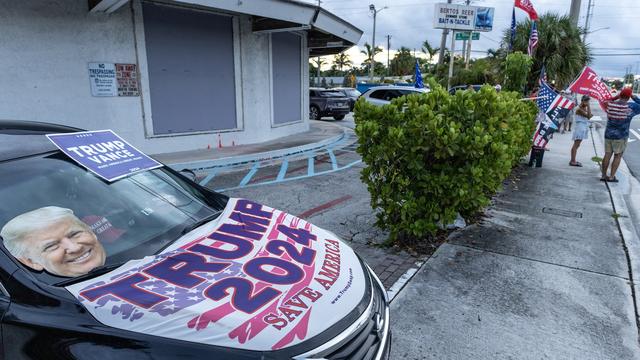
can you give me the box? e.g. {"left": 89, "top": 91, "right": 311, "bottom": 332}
{"left": 294, "top": 266, "right": 391, "bottom": 360}
{"left": 322, "top": 107, "right": 350, "bottom": 116}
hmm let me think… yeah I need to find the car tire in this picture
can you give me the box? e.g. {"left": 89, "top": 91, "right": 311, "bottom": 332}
{"left": 309, "top": 105, "right": 321, "bottom": 120}
{"left": 333, "top": 115, "right": 345, "bottom": 120}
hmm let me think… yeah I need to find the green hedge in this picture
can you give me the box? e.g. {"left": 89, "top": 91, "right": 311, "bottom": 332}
{"left": 354, "top": 82, "right": 537, "bottom": 242}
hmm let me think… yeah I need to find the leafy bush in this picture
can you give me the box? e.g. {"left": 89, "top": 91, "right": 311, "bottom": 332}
{"left": 503, "top": 52, "right": 533, "bottom": 94}
{"left": 354, "top": 81, "right": 537, "bottom": 242}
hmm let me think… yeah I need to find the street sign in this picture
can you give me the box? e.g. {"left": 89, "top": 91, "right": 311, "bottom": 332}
{"left": 434, "top": 3, "right": 494, "bottom": 32}
{"left": 455, "top": 32, "right": 480, "bottom": 41}
{"left": 434, "top": 4, "right": 476, "bottom": 31}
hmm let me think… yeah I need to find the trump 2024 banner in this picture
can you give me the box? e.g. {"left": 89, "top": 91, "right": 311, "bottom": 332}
{"left": 66, "top": 199, "right": 366, "bottom": 351}
{"left": 568, "top": 66, "right": 613, "bottom": 110}
{"left": 47, "top": 130, "right": 162, "bottom": 182}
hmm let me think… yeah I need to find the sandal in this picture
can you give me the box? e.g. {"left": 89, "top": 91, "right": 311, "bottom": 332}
{"left": 600, "top": 177, "right": 608, "bottom": 182}
{"left": 608, "top": 176, "right": 619, "bottom": 183}
{"left": 569, "top": 162, "right": 583, "bottom": 167}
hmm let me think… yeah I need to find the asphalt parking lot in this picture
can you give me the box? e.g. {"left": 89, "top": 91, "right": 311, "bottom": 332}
{"left": 198, "top": 115, "right": 425, "bottom": 295}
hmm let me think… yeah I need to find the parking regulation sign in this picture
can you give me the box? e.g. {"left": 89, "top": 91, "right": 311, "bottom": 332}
{"left": 46, "top": 130, "right": 162, "bottom": 182}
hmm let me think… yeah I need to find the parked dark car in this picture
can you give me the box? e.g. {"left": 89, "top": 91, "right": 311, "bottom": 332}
{"left": 0, "top": 120, "right": 390, "bottom": 359}
{"left": 309, "top": 88, "right": 350, "bottom": 120}
{"left": 333, "top": 87, "right": 362, "bottom": 111}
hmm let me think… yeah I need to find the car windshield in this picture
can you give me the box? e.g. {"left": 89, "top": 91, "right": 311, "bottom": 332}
{"left": 0, "top": 152, "right": 226, "bottom": 285}
{"left": 319, "top": 91, "right": 344, "bottom": 97}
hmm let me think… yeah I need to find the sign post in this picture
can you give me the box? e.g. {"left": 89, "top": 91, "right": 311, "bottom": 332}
{"left": 434, "top": 3, "right": 494, "bottom": 87}
{"left": 448, "top": 31, "right": 455, "bottom": 89}
{"left": 455, "top": 32, "right": 480, "bottom": 40}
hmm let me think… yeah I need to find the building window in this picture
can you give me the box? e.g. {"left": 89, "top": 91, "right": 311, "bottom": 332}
{"left": 271, "top": 32, "right": 303, "bottom": 125}
{"left": 142, "top": 2, "right": 238, "bottom": 135}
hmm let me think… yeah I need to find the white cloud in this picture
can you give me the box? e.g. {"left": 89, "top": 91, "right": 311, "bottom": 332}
{"left": 303, "top": 0, "right": 640, "bottom": 77}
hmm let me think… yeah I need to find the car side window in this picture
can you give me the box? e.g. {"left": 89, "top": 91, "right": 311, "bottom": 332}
{"left": 385, "top": 90, "right": 402, "bottom": 100}
{"left": 0, "top": 281, "right": 8, "bottom": 298}
{"left": 369, "top": 90, "right": 387, "bottom": 100}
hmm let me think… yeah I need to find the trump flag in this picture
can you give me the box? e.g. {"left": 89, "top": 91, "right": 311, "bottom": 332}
{"left": 568, "top": 66, "right": 613, "bottom": 110}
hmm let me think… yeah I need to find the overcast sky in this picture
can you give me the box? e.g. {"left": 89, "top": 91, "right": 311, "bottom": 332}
{"left": 302, "top": 0, "right": 640, "bottom": 78}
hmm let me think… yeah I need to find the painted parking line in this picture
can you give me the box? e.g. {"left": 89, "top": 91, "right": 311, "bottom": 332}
{"left": 276, "top": 158, "right": 289, "bottom": 181}
{"left": 239, "top": 162, "right": 259, "bottom": 187}
{"left": 307, "top": 154, "right": 315, "bottom": 176}
{"left": 214, "top": 158, "right": 362, "bottom": 192}
{"left": 327, "top": 149, "right": 338, "bottom": 171}
{"left": 629, "top": 129, "right": 640, "bottom": 143}
{"left": 298, "top": 195, "right": 353, "bottom": 219}
{"left": 198, "top": 168, "right": 217, "bottom": 186}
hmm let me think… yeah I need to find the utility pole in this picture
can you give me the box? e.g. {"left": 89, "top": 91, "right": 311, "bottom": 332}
{"left": 316, "top": 0, "right": 322, "bottom": 86}
{"left": 569, "top": 0, "right": 581, "bottom": 27}
{"left": 368, "top": 4, "right": 387, "bottom": 82}
{"left": 448, "top": 30, "right": 455, "bottom": 89}
{"left": 437, "top": 0, "right": 453, "bottom": 66}
{"left": 582, "top": 0, "right": 594, "bottom": 42}
{"left": 464, "top": 0, "right": 472, "bottom": 69}
{"left": 386, "top": 35, "right": 391, "bottom": 76}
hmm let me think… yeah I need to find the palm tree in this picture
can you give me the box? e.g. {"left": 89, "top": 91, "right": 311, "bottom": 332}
{"left": 421, "top": 40, "right": 439, "bottom": 64}
{"left": 390, "top": 47, "right": 415, "bottom": 76}
{"left": 502, "top": 13, "right": 591, "bottom": 88}
{"left": 311, "top": 57, "right": 326, "bottom": 70}
{"left": 333, "top": 52, "right": 352, "bottom": 73}
{"left": 360, "top": 42, "right": 383, "bottom": 71}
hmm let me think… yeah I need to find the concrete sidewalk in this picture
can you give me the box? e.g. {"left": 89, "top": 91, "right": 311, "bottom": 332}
{"left": 151, "top": 120, "right": 345, "bottom": 170}
{"left": 391, "top": 125, "right": 640, "bottom": 358}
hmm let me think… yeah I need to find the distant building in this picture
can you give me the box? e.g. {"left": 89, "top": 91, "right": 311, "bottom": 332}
{"left": 0, "top": 0, "right": 361, "bottom": 154}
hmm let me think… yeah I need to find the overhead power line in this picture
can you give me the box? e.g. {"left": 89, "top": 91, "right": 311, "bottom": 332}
{"left": 592, "top": 54, "right": 640, "bottom": 57}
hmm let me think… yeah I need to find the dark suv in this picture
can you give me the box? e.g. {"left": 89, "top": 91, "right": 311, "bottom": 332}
{"left": 333, "top": 88, "right": 362, "bottom": 111}
{"left": 309, "top": 88, "right": 350, "bottom": 120}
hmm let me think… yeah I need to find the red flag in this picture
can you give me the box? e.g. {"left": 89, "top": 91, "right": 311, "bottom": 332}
{"left": 567, "top": 66, "right": 613, "bottom": 110}
{"left": 515, "top": 0, "right": 538, "bottom": 21}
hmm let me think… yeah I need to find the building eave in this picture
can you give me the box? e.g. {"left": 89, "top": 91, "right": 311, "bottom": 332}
{"left": 89, "top": 0, "right": 362, "bottom": 56}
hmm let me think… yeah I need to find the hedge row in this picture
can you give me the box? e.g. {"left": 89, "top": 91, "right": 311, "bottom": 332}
{"left": 354, "top": 82, "right": 537, "bottom": 242}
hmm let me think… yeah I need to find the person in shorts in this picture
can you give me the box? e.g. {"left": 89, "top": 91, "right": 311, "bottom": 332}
{"left": 569, "top": 95, "right": 592, "bottom": 167}
{"left": 563, "top": 91, "right": 577, "bottom": 133}
{"left": 601, "top": 88, "right": 640, "bottom": 182}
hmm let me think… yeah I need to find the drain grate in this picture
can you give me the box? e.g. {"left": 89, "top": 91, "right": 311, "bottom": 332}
{"left": 542, "top": 207, "right": 583, "bottom": 218}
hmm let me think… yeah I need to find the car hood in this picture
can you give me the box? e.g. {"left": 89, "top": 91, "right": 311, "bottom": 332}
{"left": 66, "top": 198, "right": 367, "bottom": 352}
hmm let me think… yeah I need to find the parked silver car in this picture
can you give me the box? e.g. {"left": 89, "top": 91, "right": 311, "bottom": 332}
{"left": 360, "top": 86, "right": 430, "bottom": 107}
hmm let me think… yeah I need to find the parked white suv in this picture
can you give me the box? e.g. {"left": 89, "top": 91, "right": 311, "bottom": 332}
{"left": 360, "top": 85, "right": 430, "bottom": 106}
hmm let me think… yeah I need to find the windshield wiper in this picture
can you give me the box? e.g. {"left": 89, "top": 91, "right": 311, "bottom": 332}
{"left": 180, "top": 211, "right": 223, "bottom": 236}
{"left": 55, "top": 262, "right": 125, "bottom": 287}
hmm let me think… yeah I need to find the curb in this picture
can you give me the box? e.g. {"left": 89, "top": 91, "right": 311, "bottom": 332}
{"left": 591, "top": 126, "right": 640, "bottom": 332}
{"left": 167, "top": 125, "right": 348, "bottom": 171}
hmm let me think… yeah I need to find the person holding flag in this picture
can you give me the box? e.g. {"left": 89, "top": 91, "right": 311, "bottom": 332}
{"left": 569, "top": 95, "right": 592, "bottom": 167}
{"left": 600, "top": 88, "right": 640, "bottom": 182}
{"left": 529, "top": 80, "right": 575, "bottom": 167}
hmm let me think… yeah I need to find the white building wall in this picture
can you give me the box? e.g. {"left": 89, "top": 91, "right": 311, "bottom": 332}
{"left": 0, "top": 0, "right": 309, "bottom": 155}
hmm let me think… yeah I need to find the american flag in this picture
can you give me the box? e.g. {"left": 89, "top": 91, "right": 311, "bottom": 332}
{"left": 528, "top": 21, "right": 538, "bottom": 56}
{"left": 509, "top": 7, "right": 516, "bottom": 51}
{"left": 537, "top": 80, "right": 575, "bottom": 124}
{"left": 536, "top": 80, "right": 556, "bottom": 113}
{"left": 538, "top": 65, "right": 547, "bottom": 85}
